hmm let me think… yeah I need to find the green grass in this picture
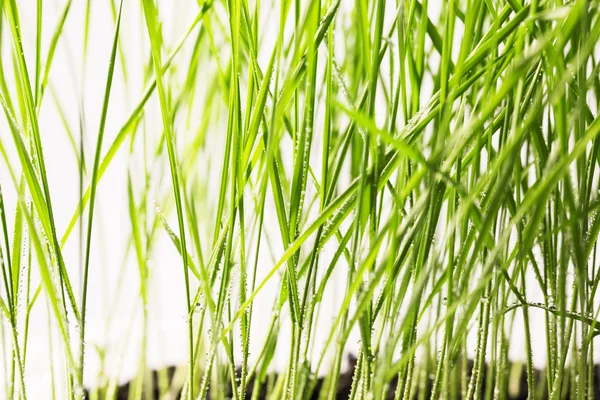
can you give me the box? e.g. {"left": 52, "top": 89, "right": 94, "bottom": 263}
{"left": 1, "top": 0, "right": 600, "bottom": 399}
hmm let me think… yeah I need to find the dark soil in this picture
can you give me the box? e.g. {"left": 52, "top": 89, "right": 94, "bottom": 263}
{"left": 85, "top": 356, "right": 600, "bottom": 399}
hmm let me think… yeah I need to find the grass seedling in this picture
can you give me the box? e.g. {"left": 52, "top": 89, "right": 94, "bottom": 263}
{"left": 1, "top": 0, "right": 600, "bottom": 399}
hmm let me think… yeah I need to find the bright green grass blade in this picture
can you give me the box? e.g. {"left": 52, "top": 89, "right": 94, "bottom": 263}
{"left": 39, "top": 0, "right": 73, "bottom": 105}
{"left": 140, "top": 0, "right": 195, "bottom": 396}
{"left": 79, "top": 0, "right": 124, "bottom": 388}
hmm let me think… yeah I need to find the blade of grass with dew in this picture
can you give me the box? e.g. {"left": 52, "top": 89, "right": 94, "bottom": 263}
{"left": 3, "top": 0, "right": 81, "bottom": 324}
{"left": 79, "top": 1, "right": 123, "bottom": 391}
{"left": 140, "top": 1, "right": 196, "bottom": 397}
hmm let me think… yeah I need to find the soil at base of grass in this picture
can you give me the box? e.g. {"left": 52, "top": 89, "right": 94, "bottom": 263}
{"left": 85, "top": 356, "right": 600, "bottom": 399}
